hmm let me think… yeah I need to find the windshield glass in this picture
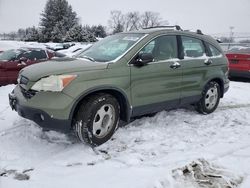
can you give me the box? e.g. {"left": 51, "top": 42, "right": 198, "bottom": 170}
{"left": 77, "top": 33, "right": 145, "bottom": 62}
{"left": 0, "top": 49, "right": 23, "bottom": 61}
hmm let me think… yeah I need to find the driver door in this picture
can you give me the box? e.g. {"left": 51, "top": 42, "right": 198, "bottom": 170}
{"left": 130, "top": 35, "right": 182, "bottom": 116}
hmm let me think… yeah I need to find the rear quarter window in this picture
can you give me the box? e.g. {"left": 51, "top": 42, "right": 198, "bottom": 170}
{"left": 208, "top": 44, "right": 222, "bottom": 57}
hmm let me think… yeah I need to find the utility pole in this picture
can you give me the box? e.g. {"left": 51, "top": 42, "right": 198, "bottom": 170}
{"left": 229, "top": 26, "right": 234, "bottom": 43}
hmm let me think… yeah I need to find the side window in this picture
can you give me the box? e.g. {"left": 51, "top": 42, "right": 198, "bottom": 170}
{"left": 30, "top": 50, "right": 47, "bottom": 60}
{"left": 20, "top": 50, "right": 47, "bottom": 60}
{"left": 182, "top": 36, "right": 205, "bottom": 58}
{"left": 208, "top": 44, "right": 222, "bottom": 57}
{"left": 19, "top": 51, "right": 32, "bottom": 60}
{"left": 140, "top": 35, "right": 178, "bottom": 62}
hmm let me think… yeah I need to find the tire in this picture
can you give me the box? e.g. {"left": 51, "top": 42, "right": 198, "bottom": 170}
{"left": 74, "top": 93, "right": 120, "bottom": 146}
{"left": 195, "top": 81, "right": 221, "bottom": 114}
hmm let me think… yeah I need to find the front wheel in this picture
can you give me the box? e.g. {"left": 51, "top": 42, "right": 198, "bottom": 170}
{"left": 195, "top": 81, "right": 221, "bottom": 114}
{"left": 74, "top": 93, "right": 120, "bottom": 146}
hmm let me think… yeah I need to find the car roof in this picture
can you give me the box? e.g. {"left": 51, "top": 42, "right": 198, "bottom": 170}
{"left": 123, "top": 26, "right": 211, "bottom": 40}
{"left": 124, "top": 26, "right": 221, "bottom": 49}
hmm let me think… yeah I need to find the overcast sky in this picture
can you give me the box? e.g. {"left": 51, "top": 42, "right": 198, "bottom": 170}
{"left": 0, "top": 0, "right": 249, "bottom": 34}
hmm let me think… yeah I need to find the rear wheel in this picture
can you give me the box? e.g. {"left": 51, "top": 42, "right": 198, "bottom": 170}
{"left": 74, "top": 93, "right": 120, "bottom": 146}
{"left": 195, "top": 81, "right": 221, "bottom": 114}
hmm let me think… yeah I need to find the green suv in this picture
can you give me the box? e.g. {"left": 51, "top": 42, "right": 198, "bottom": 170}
{"left": 9, "top": 26, "right": 229, "bottom": 146}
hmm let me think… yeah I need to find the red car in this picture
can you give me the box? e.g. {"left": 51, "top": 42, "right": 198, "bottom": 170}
{"left": 0, "top": 48, "right": 65, "bottom": 86}
{"left": 226, "top": 47, "right": 250, "bottom": 78}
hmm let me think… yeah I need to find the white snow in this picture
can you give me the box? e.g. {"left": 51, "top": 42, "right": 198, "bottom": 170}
{"left": 1, "top": 81, "right": 250, "bottom": 188}
{"left": 0, "top": 41, "right": 47, "bottom": 51}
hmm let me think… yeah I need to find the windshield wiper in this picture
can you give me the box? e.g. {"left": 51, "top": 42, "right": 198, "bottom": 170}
{"left": 82, "top": 55, "right": 95, "bottom": 62}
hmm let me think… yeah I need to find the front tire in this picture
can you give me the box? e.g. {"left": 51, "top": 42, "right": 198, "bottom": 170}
{"left": 74, "top": 93, "right": 120, "bottom": 146}
{"left": 195, "top": 81, "right": 221, "bottom": 114}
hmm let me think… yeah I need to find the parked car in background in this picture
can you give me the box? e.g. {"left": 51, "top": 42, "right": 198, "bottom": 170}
{"left": 0, "top": 48, "right": 65, "bottom": 86}
{"left": 9, "top": 26, "right": 229, "bottom": 146}
{"left": 46, "top": 43, "right": 74, "bottom": 51}
{"left": 225, "top": 47, "right": 250, "bottom": 78}
{"left": 58, "top": 43, "right": 92, "bottom": 57}
{"left": 220, "top": 43, "right": 250, "bottom": 52}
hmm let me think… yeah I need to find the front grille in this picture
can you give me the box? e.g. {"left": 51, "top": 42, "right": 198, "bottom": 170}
{"left": 20, "top": 86, "right": 37, "bottom": 99}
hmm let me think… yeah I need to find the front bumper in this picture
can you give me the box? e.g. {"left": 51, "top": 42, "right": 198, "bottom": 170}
{"left": 9, "top": 86, "right": 73, "bottom": 133}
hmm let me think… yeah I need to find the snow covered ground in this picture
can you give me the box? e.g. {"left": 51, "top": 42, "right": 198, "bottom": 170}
{"left": 0, "top": 41, "right": 46, "bottom": 51}
{"left": 1, "top": 80, "right": 250, "bottom": 188}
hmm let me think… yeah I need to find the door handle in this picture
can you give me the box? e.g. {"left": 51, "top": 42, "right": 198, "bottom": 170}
{"left": 204, "top": 59, "right": 212, "bottom": 65}
{"left": 170, "top": 62, "right": 181, "bottom": 69}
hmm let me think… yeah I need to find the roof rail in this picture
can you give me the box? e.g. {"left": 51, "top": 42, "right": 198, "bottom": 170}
{"left": 143, "top": 25, "right": 183, "bottom": 31}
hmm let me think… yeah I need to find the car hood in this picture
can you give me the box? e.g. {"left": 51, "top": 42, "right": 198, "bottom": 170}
{"left": 20, "top": 58, "right": 109, "bottom": 81}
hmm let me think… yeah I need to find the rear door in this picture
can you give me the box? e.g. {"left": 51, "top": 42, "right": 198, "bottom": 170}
{"left": 130, "top": 35, "right": 182, "bottom": 116}
{"left": 179, "top": 36, "right": 213, "bottom": 104}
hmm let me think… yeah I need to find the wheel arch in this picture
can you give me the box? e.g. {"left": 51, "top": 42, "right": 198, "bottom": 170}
{"left": 204, "top": 77, "right": 224, "bottom": 98}
{"left": 69, "top": 86, "right": 131, "bottom": 125}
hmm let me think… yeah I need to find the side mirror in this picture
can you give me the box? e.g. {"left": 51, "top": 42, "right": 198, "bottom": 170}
{"left": 134, "top": 53, "right": 154, "bottom": 67}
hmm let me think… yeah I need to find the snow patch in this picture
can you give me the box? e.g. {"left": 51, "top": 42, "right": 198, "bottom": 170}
{"left": 172, "top": 159, "right": 243, "bottom": 188}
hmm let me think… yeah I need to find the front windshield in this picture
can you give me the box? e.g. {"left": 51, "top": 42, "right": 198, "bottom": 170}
{"left": 0, "top": 49, "right": 22, "bottom": 61}
{"left": 77, "top": 33, "right": 145, "bottom": 62}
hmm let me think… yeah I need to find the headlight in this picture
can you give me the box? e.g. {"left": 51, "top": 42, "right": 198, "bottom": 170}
{"left": 31, "top": 75, "right": 77, "bottom": 92}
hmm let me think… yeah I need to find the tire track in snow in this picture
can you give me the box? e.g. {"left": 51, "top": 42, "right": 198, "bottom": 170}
{"left": 0, "top": 106, "right": 10, "bottom": 115}
{"left": 218, "top": 103, "right": 250, "bottom": 111}
{"left": 211, "top": 144, "right": 250, "bottom": 161}
{"left": 0, "top": 124, "right": 26, "bottom": 136}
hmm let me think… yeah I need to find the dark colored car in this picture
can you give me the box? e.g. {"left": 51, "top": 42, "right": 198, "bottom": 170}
{"left": 0, "top": 48, "right": 65, "bottom": 86}
{"left": 226, "top": 47, "right": 250, "bottom": 78}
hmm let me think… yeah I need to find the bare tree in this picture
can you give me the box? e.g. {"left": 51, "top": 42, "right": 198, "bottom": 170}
{"left": 124, "top": 11, "right": 141, "bottom": 31}
{"left": 108, "top": 10, "right": 125, "bottom": 34}
{"left": 141, "top": 11, "right": 163, "bottom": 28}
{"left": 108, "top": 10, "right": 168, "bottom": 33}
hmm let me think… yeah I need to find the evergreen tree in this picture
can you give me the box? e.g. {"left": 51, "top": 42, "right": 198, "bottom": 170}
{"left": 17, "top": 29, "right": 26, "bottom": 41}
{"left": 25, "top": 27, "right": 40, "bottom": 41}
{"left": 91, "top": 25, "right": 107, "bottom": 38}
{"left": 64, "top": 25, "right": 97, "bottom": 42}
{"left": 40, "top": 0, "right": 78, "bottom": 42}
